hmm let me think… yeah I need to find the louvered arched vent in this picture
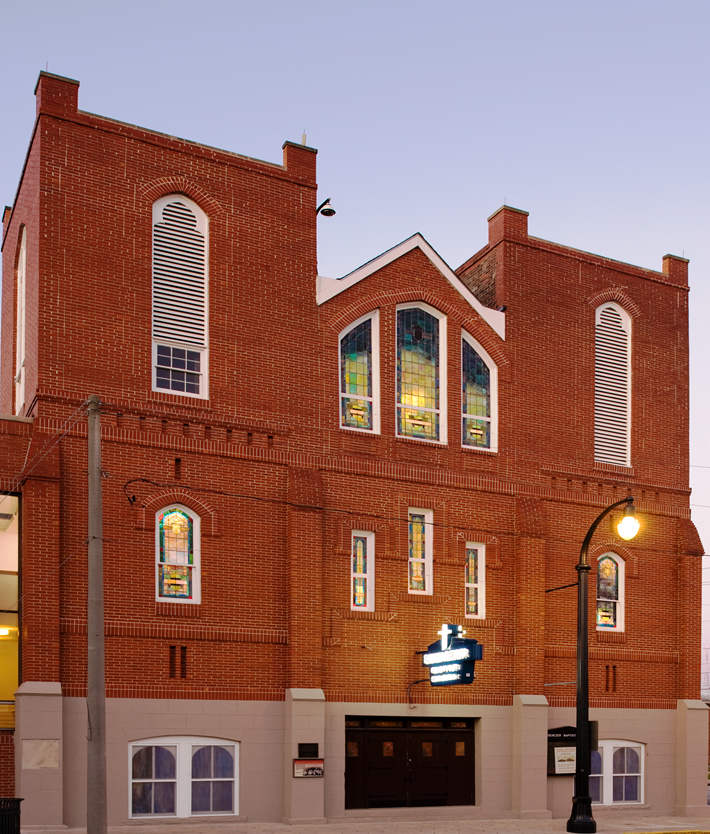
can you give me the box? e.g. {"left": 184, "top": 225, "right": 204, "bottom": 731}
{"left": 152, "top": 197, "right": 208, "bottom": 397}
{"left": 594, "top": 304, "right": 631, "bottom": 466}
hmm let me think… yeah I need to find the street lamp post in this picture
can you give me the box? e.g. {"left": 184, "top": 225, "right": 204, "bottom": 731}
{"left": 567, "top": 496, "right": 640, "bottom": 834}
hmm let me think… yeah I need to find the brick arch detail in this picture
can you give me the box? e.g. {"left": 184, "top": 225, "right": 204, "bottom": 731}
{"left": 589, "top": 541, "right": 634, "bottom": 564}
{"left": 327, "top": 290, "right": 508, "bottom": 367}
{"left": 587, "top": 289, "right": 642, "bottom": 319}
{"left": 134, "top": 489, "right": 219, "bottom": 536}
{"left": 139, "top": 177, "right": 223, "bottom": 217}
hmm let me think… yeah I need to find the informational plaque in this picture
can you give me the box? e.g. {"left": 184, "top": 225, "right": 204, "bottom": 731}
{"left": 293, "top": 759, "right": 324, "bottom": 778}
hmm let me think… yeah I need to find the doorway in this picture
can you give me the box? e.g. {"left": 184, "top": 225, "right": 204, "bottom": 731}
{"left": 345, "top": 717, "right": 475, "bottom": 809}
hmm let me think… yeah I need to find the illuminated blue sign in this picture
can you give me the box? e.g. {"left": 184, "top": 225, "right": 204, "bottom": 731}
{"left": 422, "top": 623, "right": 483, "bottom": 686}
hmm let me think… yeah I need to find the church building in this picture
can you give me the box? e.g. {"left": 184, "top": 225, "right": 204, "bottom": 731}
{"left": 0, "top": 72, "right": 706, "bottom": 826}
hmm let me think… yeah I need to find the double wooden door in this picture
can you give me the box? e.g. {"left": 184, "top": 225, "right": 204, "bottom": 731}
{"left": 345, "top": 719, "right": 475, "bottom": 809}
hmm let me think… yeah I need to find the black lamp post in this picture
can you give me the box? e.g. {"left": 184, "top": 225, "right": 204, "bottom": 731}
{"left": 567, "top": 496, "right": 640, "bottom": 834}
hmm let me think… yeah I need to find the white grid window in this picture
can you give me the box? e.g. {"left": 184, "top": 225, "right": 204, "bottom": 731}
{"left": 351, "top": 530, "right": 375, "bottom": 610}
{"left": 591, "top": 740, "right": 643, "bottom": 805}
{"left": 408, "top": 508, "right": 433, "bottom": 595}
{"left": 130, "top": 737, "right": 238, "bottom": 818}
{"left": 464, "top": 542, "right": 485, "bottom": 619}
{"left": 152, "top": 196, "right": 208, "bottom": 399}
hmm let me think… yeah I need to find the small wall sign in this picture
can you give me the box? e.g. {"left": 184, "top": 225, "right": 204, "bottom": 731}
{"left": 422, "top": 623, "right": 483, "bottom": 686}
{"left": 293, "top": 758, "right": 324, "bottom": 778}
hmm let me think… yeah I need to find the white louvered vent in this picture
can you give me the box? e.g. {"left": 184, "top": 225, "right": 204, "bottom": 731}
{"left": 594, "top": 305, "right": 630, "bottom": 466}
{"left": 153, "top": 201, "right": 206, "bottom": 347}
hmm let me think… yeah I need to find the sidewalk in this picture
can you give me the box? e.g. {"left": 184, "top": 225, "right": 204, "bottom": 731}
{"left": 23, "top": 816, "right": 710, "bottom": 834}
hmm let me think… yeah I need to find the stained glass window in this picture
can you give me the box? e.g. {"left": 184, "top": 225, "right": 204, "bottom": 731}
{"left": 397, "top": 307, "right": 441, "bottom": 441}
{"left": 465, "top": 544, "right": 485, "bottom": 618}
{"left": 408, "top": 509, "right": 432, "bottom": 594}
{"left": 351, "top": 531, "right": 374, "bottom": 610}
{"left": 597, "top": 554, "right": 623, "bottom": 629}
{"left": 462, "top": 339, "right": 491, "bottom": 448}
{"left": 340, "top": 318, "right": 374, "bottom": 431}
{"left": 156, "top": 506, "right": 200, "bottom": 604}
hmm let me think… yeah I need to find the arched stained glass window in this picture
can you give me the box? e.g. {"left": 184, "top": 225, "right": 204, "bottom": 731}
{"left": 156, "top": 505, "right": 201, "bottom": 604}
{"left": 397, "top": 305, "right": 445, "bottom": 442}
{"left": 462, "top": 338, "right": 491, "bottom": 448}
{"left": 341, "top": 318, "right": 372, "bottom": 430}
{"left": 596, "top": 553, "right": 624, "bottom": 631}
{"left": 351, "top": 530, "right": 374, "bottom": 610}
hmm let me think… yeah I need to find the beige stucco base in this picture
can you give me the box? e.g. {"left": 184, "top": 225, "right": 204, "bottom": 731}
{"left": 14, "top": 692, "right": 709, "bottom": 826}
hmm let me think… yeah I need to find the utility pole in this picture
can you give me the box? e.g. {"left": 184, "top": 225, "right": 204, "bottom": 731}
{"left": 87, "top": 395, "right": 106, "bottom": 834}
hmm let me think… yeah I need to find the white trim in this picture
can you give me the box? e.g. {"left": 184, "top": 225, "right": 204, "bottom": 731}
{"left": 155, "top": 504, "right": 201, "bottom": 605}
{"left": 461, "top": 331, "right": 498, "bottom": 453}
{"left": 464, "top": 541, "right": 486, "bottom": 620}
{"left": 15, "top": 228, "right": 26, "bottom": 416}
{"left": 317, "top": 234, "right": 505, "bottom": 340}
{"left": 129, "top": 736, "right": 239, "bottom": 818}
{"left": 596, "top": 552, "right": 625, "bottom": 632}
{"left": 338, "top": 310, "right": 380, "bottom": 434}
{"left": 152, "top": 195, "right": 209, "bottom": 399}
{"left": 351, "top": 530, "right": 375, "bottom": 611}
{"left": 591, "top": 739, "right": 644, "bottom": 805}
{"left": 408, "top": 507, "right": 433, "bottom": 596}
{"left": 396, "top": 302, "right": 447, "bottom": 445}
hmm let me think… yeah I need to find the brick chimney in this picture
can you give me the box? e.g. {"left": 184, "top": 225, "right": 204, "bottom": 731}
{"left": 661, "top": 253, "right": 689, "bottom": 288}
{"left": 35, "top": 71, "right": 79, "bottom": 119}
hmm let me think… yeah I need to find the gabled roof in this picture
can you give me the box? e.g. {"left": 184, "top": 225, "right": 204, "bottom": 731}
{"left": 316, "top": 233, "right": 505, "bottom": 339}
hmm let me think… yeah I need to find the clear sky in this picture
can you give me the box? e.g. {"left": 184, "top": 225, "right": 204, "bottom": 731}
{"left": 2, "top": 0, "right": 710, "bottom": 683}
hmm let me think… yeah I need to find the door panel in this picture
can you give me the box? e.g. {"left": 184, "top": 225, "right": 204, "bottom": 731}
{"left": 365, "top": 731, "right": 408, "bottom": 808}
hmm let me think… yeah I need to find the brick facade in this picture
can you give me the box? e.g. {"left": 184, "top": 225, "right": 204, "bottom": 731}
{"left": 0, "top": 72, "right": 706, "bottom": 824}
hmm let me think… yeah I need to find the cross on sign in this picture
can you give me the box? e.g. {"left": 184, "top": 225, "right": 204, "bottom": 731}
{"left": 438, "top": 623, "right": 465, "bottom": 651}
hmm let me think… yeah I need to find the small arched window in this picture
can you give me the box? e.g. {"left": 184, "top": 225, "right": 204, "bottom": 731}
{"left": 152, "top": 196, "right": 208, "bottom": 398}
{"left": 156, "top": 505, "right": 201, "bottom": 604}
{"left": 596, "top": 552, "right": 624, "bottom": 631}
{"left": 339, "top": 311, "right": 380, "bottom": 432}
{"left": 461, "top": 333, "right": 498, "bottom": 451}
{"left": 595, "top": 303, "right": 631, "bottom": 466}
{"left": 396, "top": 303, "right": 447, "bottom": 443}
{"left": 591, "top": 740, "right": 643, "bottom": 804}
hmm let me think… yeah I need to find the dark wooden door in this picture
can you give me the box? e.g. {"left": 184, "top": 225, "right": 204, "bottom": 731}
{"left": 345, "top": 722, "right": 475, "bottom": 809}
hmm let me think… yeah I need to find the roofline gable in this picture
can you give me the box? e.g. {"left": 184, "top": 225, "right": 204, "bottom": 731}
{"left": 316, "top": 233, "right": 505, "bottom": 339}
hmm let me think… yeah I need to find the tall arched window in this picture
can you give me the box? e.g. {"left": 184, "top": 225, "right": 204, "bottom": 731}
{"left": 339, "top": 311, "right": 380, "bottom": 432}
{"left": 461, "top": 333, "right": 497, "bottom": 451}
{"left": 595, "top": 303, "right": 631, "bottom": 466}
{"left": 597, "top": 552, "right": 624, "bottom": 631}
{"left": 156, "top": 505, "right": 201, "bottom": 604}
{"left": 152, "top": 196, "right": 208, "bottom": 398}
{"left": 396, "top": 303, "right": 447, "bottom": 443}
{"left": 15, "top": 227, "right": 26, "bottom": 415}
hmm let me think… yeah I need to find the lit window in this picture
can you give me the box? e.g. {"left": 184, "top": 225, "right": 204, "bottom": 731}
{"left": 397, "top": 304, "right": 447, "bottom": 443}
{"left": 130, "top": 737, "right": 238, "bottom": 818}
{"left": 461, "top": 333, "right": 497, "bottom": 451}
{"left": 595, "top": 303, "right": 631, "bottom": 465}
{"left": 408, "top": 508, "right": 433, "bottom": 595}
{"left": 156, "top": 505, "right": 201, "bottom": 604}
{"left": 591, "top": 740, "right": 643, "bottom": 805}
{"left": 465, "top": 542, "right": 485, "bottom": 619}
{"left": 596, "top": 553, "right": 624, "bottom": 631}
{"left": 339, "top": 311, "right": 380, "bottom": 432}
{"left": 351, "top": 530, "right": 375, "bottom": 611}
{"left": 15, "top": 228, "right": 26, "bottom": 415}
{"left": 153, "top": 196, "right": 208, "bottom": 398}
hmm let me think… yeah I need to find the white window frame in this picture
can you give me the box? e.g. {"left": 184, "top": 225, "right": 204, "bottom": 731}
{"left": 339, "top": 310, "right": 380, "bottom": 434}
{"left": 596, "top": 552, "right": 624, "bottom": 632}
{"left": 155, "top": 504, "right": 201, "bottom": 605}
{"left": 351, "top": 530, "right": 375, "bottom": 611}
{"left": 594, "top": 302, "right": 631, "bottom": 466}
{"left": 396, "top": 302, "right": 447, "bottom": 445}
{"left": 152, "top": 195, "right": 209, "bottom": 400}
{"left": 461, "top": 332, "right": 498, "bottom": 452}
{"left": 15, "top": 227, "right": 26, "bottom": 416}
{"left": 464, "top": 541, "right": 486, "bottom": 619}
{"left": 408, "top": 507, "right": 433, "bottom": 595}
{"left": 129, "top": 736, "right": 239, "bottom": 818}
{"left": 591, "top": 739, "right": 644, "bottom": 805}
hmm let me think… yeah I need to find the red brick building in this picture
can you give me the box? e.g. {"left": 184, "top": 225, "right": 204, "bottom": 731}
{"left": 0, "top": 72, "right": 706, "bottom": 825}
